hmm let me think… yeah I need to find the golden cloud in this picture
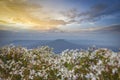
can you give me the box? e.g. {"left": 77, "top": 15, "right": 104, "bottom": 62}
{"left": 0, "top": 0, "right": 67, "bottom": 31}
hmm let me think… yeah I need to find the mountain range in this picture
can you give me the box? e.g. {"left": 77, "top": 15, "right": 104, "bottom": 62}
{"left": 7, "top": 39, "right": 119, "bottom": 53}
{"left": 10, "top": 39, "right": 87, "bottom": 53}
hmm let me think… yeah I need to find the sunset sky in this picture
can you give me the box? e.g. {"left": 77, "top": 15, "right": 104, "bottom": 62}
{"left": 0, "top": 0, "right": 120, "bottom": 40}
{"left": 0, "top": 0, "right": 120, "bottom": 31}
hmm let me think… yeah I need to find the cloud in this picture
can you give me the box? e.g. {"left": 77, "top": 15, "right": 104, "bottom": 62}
{"left": 81, "top": 3, "right": 120, "bottom": 22}
{"left": 0, "top": 0, "right": 39, "bottom": 24}
{"left": 31, "top": 19, "right": 68, "bottom": 30}
{"left": 78, "top": 3, "right": 108, "bottom": 22}
{"left": 61, "top": 3, "right": 120, "bottom": 23}
{"left": 61, "top": 8, "right": 78, "bottom": 19}
{"left": 98, "top": 24, "right": 120, "bottom": 32}
{"left": 48, "top": 20, "right": 67, "bottom": 25}
{"left": 0, "top": 0, "right": 69, "bottom": 31}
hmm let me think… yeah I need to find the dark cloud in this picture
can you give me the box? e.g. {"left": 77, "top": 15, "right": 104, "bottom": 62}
{"left": 98, "top": 24, "right": 120, "bottom": 32}
{"left": 61, "top": 8, "right": 78, "bottom": 19}
{"left": 61, "top": 3, "right": 120, "bottom": 23}
{"left": 46, "top": 27, "right": 65, "bottom": 33}
{"left": 77, "top": 3, "right": 110, "bottom": 22}
{"left": 48, "top": 20, "right": 68, "bottom": 25}
{"left": 91, "top": 3, "right": 108, "bottom": 12}
{"left": 88, "top": 3, "right": 120, "bottom": 21}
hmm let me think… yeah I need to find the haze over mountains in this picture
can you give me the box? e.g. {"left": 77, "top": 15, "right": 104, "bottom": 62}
{"left": 8, "top": 39, "right": 85, "bottom": 53}
{"left": 0, "top": 39, "right": 118, "bottom": 53}
{"left": 0, "top": 24, "right": 120, "bottom": 52}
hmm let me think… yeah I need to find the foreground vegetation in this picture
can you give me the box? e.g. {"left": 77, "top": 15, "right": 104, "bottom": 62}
{"left": 0, "top": 45, "right": 120, "bottom": 80}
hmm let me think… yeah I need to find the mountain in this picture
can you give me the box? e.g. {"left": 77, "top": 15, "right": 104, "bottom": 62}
{"left": 46, "top": 39, "right": 86, "bottom": 53}
{"left": 10, "top": 40, "right": 50, "bottom": 48}
{"left": 9, "top": 39, "right": 86, "bottom": 53}
{"left": 3, "top": 39, "right": 120, "bottom": 52}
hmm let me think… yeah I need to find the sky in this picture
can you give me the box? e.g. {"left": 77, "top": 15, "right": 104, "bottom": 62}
{"left": 0, "top": 0, "right": 120, "bottom": 41}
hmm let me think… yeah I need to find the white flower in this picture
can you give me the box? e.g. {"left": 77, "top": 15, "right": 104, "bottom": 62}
{"left": 97, "top": 60, "right": 102, "bottom": 65}
{"left": 92, "top": 77, "right": 96, "bottom": 80}
{"left": 85, "top": 73, "right": 91, "bottom": 79}
{"left": 30, "top": 70, "right": 35, "bottom": 75}
{"left": 112, "top": 68, "right": 118, "bottom": 74}
{"left": 29, "top": 75, "right": 33, "bottom": 79}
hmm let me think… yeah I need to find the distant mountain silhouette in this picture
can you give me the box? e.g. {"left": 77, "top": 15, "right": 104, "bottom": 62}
{"left": 7, "top": 39, "right": 120, "bottom": 52}
{"left": 46, "top": 39, "right": 86, "bottom": 53}
{"left": 10, "top": 39, "right": 86, "bottom": 53}
{"left": 10, "top": 40, "right": 50, "bottom": 48}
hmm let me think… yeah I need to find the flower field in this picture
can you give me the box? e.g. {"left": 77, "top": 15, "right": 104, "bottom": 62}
{"left": 0, "top": 46, "right": 120, "bottom": 80}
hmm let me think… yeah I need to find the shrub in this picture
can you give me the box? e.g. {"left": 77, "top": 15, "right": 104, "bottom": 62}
{"left": 0, "top": 46, "right": 120, "bottom": 80}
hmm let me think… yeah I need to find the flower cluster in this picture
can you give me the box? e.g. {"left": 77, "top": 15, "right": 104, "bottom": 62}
{"left": 0, "top": 46, "right": 120, "bottom": 80}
